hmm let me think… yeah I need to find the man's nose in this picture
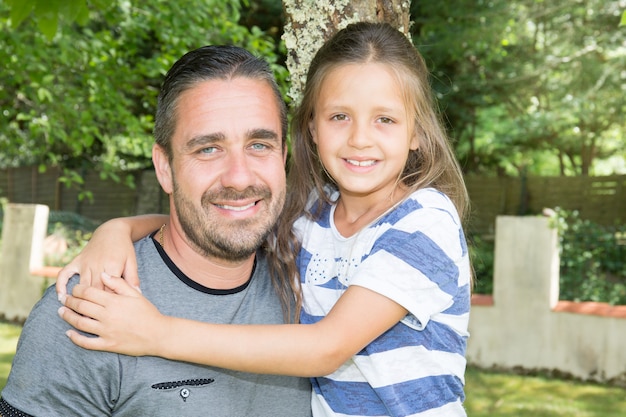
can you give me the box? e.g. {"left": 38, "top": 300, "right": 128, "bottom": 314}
{"left": 220, "top": 151, "right": 255, "bottom": 190}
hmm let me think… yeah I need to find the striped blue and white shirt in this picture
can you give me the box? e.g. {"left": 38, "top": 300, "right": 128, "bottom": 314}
{"left": 295, "top": 187, "right": 471, "bottom": 417}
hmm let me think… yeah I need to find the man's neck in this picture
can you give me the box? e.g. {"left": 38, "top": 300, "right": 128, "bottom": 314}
{"left": 159, "top": 224, "right": 256, "bottom": 290}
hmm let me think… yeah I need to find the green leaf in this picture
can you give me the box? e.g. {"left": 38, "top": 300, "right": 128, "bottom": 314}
{"left": 58, "top": 0, "right": 88, "bottom": 23}
{"left": 37, "top": 87, "right": 52, "bottom": 102}
{"left": 34, "top": 8, "right": 59, "bottom": 40}
{"left": 7, "top": 0, "right": 35, "bottom": 28}
{"left": 74, "top": 2, "right": 90, "bottom": 26}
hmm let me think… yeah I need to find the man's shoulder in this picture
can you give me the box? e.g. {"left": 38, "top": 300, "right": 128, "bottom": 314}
{"left": 27, "top": 283, "right": 67, "bottom": 325}
{"left": 2, "top": 281, "right": 120, "bottom": 415}
{"left": 134, "top": 234, "right": 158, "bottom": 253}
{"left": 20, "top": 281, "right": 98, "bottom": 351}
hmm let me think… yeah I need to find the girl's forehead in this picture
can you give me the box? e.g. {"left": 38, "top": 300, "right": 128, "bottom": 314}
{"left": 317, "top": 62, "right": 406, "bottom": 106}
{"left": 321, "top": 62, "right": 401, "bottom": 88}
{"left": 326, "top": 61, "right": 397, "bottom": 78}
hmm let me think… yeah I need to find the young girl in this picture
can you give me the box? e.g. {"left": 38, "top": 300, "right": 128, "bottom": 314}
{"left": 59, "top": 22, "right": 472, "bottom": 416}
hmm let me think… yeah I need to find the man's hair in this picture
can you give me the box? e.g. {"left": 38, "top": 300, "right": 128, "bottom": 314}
{"left": 154, "top": 45, "right": 288, "bottom": 158}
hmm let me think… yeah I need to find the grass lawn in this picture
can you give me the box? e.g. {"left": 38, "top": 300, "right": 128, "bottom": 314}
{"left": 1, "top": 321, "right": 625, "bottom": 415}
{"left": 465, "top": 366, "right": 626, "bottom": 417}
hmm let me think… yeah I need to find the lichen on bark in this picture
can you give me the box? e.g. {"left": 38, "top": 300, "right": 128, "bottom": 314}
{"left": 282, "top": 0, "right": 411, "bottom": 105}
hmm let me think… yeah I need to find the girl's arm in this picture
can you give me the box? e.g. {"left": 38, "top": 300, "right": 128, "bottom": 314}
{"left": 55, "top": 214, "right": 168, "bottom": 300}
{"left": 59, "top": 274, "right": 408, "bottom": 377}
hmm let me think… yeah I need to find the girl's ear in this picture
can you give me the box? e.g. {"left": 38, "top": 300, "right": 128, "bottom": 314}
{"left": 309, "top": 119, "right": 318, "bottom": 144}
{"left": 409, "top": 131, "right": 419, "bottom": 150}
{"left": 153, "top": 144, "right": 173, "bottom": 194}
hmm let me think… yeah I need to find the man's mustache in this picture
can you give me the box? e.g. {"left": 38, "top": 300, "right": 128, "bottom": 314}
{"left": 201, "top": 186, "right": 271, "bottom": 205}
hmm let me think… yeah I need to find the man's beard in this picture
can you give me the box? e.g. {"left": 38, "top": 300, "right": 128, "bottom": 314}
{"left": 171, "top": 177, "right": 285, "bottom": 262}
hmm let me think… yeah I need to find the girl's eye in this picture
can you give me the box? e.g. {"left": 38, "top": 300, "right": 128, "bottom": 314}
{"left": 378, "top": 117, "right": 394, "bottom": 124}
{"left": 331, "top": 114, "right": 348, "bottom": 121}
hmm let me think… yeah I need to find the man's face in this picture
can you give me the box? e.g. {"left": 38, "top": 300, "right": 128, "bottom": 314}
{"left": 155, "top": 77, "right": 286, "bottom": 262}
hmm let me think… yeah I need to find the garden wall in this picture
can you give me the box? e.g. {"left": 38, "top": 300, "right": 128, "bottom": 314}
{"left": 467, "top": 216, "right": 626, "bottom": 384}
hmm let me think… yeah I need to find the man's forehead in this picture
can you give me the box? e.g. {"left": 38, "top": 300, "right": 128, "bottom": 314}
{"left": 173, "top": 77, "right": 282, "bottom": 143}
{"left": 193, "top": 76, "right": 272, "bottom": 98}
{"left": 181, "top": 78, "right": 277, "bottom": 110}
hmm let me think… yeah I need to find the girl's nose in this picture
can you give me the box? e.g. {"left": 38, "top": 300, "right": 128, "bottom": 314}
{"left": 346, "top": 121, "right": 371, "bottom": 149}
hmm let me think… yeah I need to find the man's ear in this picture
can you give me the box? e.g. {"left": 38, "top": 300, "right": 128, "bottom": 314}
{"left": 153, "top": 144, "right": 173, "bottom": 194}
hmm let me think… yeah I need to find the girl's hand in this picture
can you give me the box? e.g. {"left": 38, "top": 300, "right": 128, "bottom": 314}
{"left": 58, "top": 273, "right": 165, "bottom": 357}
{"left": 55, "top": 215, "right": 166, "bottom": 302}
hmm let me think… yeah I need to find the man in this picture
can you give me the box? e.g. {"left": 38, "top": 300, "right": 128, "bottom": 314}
{"left": 0, "top": 45, "right": 312, "bottom": 416}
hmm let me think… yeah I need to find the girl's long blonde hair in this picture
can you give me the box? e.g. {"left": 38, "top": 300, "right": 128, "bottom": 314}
{"left": 272, "top": 22, "right": 470, "bottom": 321}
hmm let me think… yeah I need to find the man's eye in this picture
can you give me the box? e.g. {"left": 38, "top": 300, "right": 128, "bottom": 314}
{"left": 250, "top": 143, "right": 269, "bottom": 151}
{"left": 200, "top": 147, "right": 217, "bottom": 154}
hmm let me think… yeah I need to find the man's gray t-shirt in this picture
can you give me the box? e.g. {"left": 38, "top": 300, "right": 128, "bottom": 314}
{"left": 1, "top": 234, "right": 312, "bottom": 416}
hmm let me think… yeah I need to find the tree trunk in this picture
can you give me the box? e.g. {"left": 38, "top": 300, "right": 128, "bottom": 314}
{"left": 282, "top": 0, "right": 411, "bottom": 104}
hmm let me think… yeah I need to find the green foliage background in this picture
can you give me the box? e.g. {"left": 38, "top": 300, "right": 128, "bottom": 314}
{"left": 2, "top": 0, "right": 624, "bottom": 190}
{"left": 0, "top": 0, "right": 288, "bottom": 197}
{"left": 411, "top": 1, "right": 626, "bottom": 177}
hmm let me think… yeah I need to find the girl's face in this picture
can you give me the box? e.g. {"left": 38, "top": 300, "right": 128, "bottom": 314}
{"left": 309, "top": 62, "right": 418, "bottom": 201}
